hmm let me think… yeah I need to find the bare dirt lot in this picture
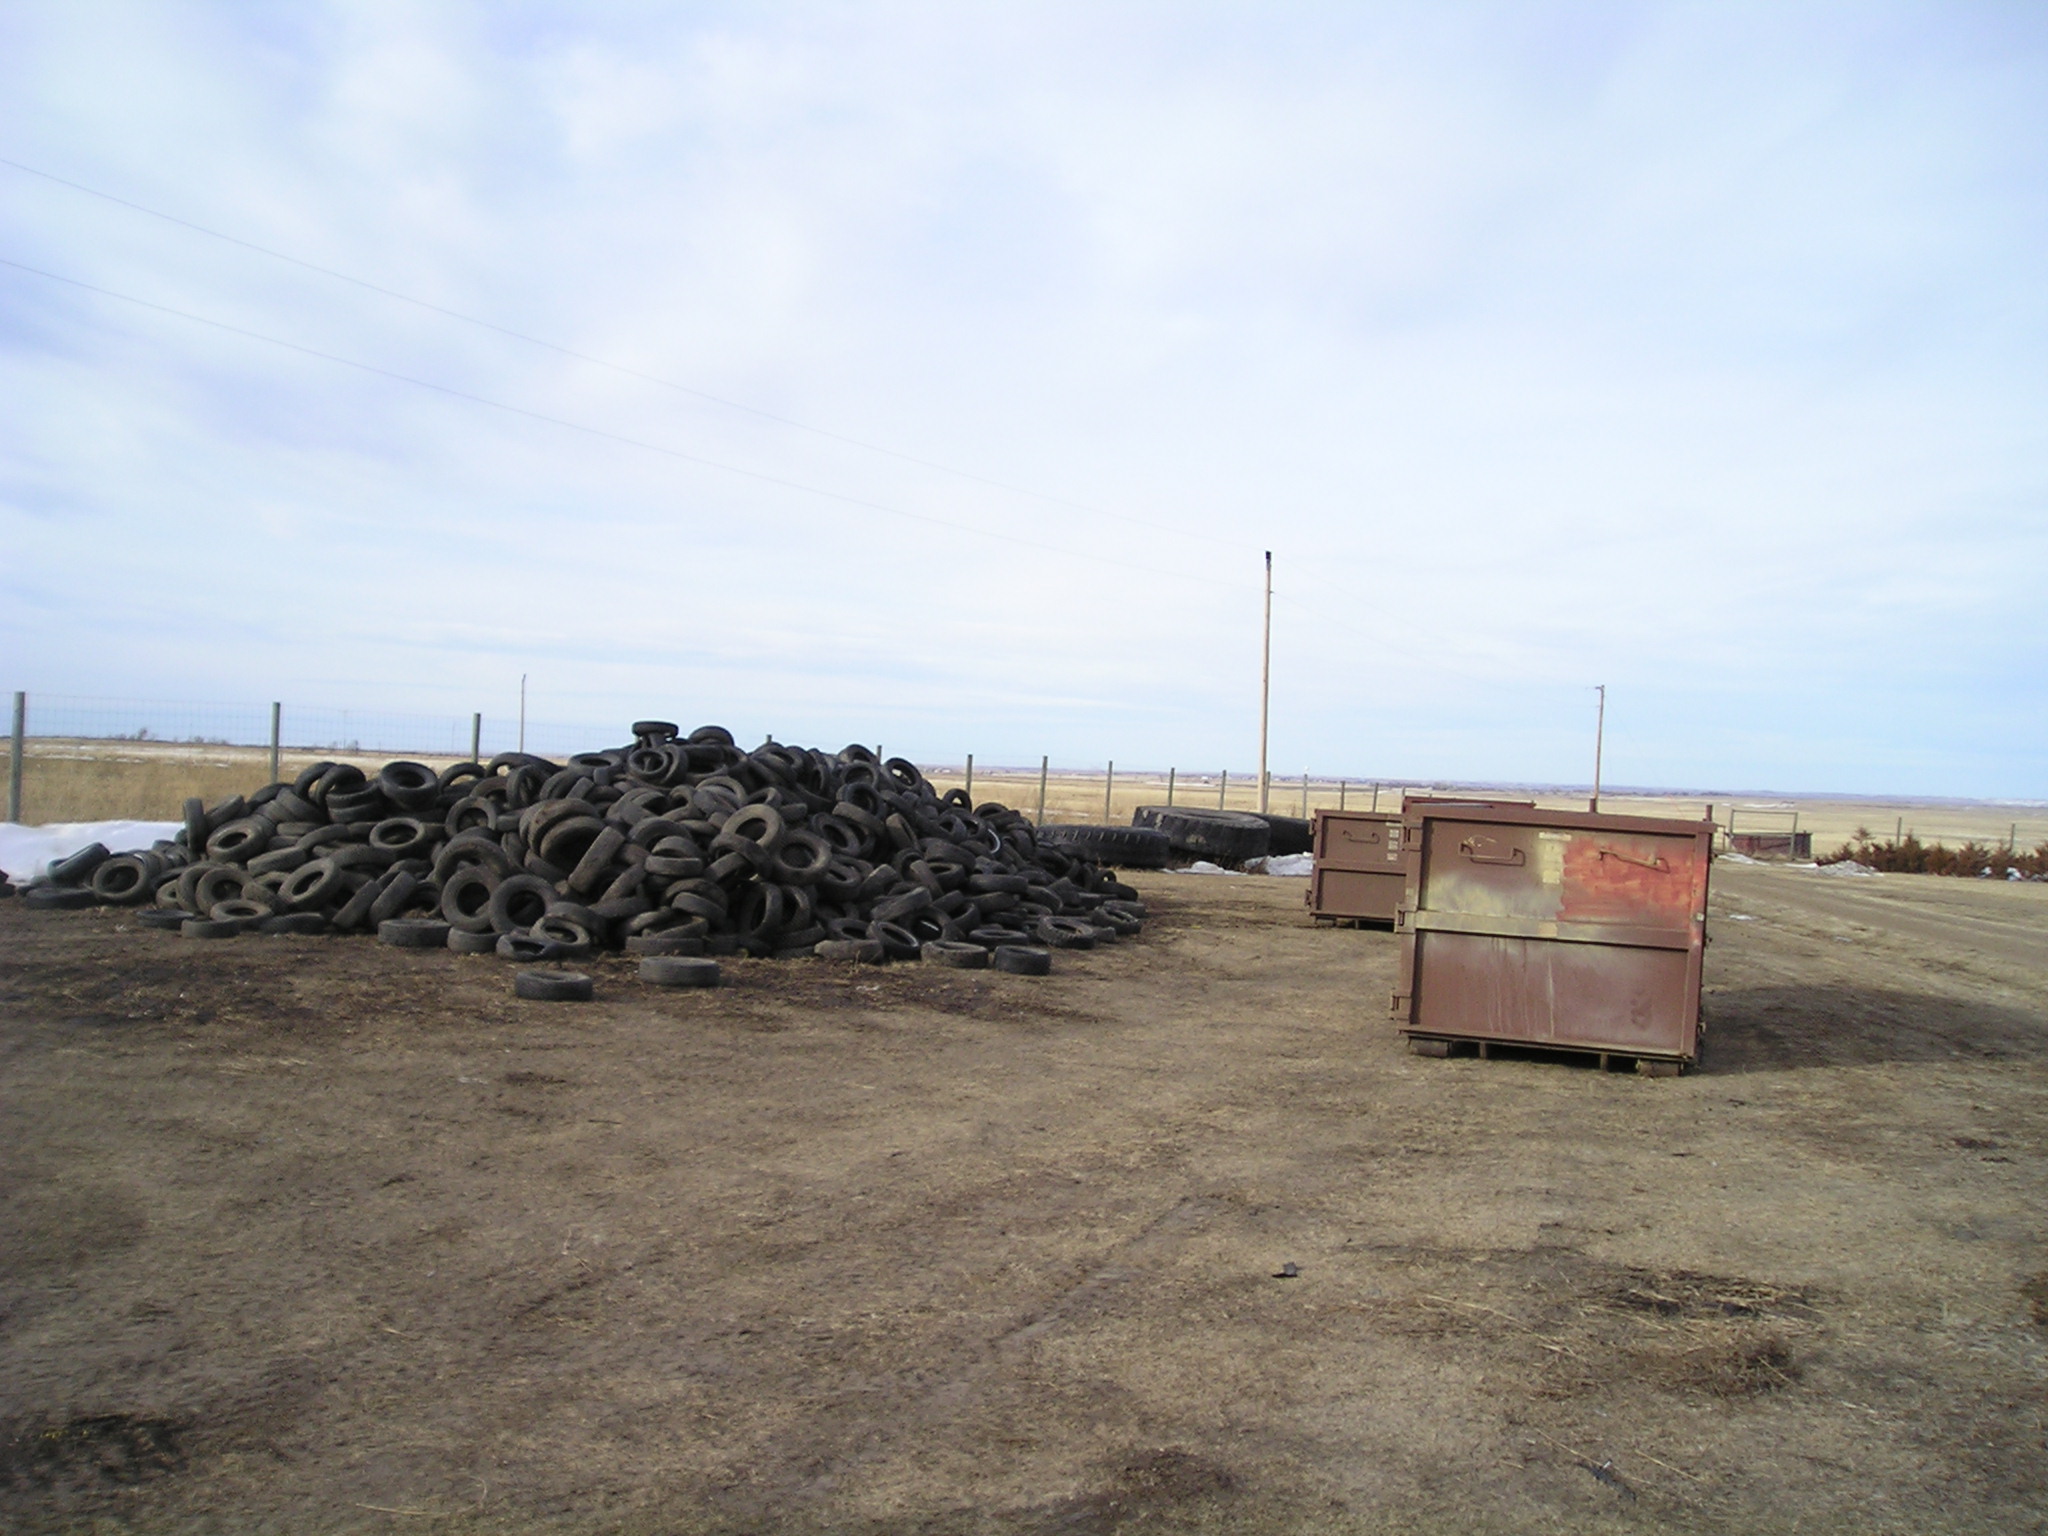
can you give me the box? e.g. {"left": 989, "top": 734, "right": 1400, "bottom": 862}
{"left": 3, "top": 864, "right": 2045, "bottom": 1534}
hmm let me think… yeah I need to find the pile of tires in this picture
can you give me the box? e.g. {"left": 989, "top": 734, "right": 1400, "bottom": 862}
{"left": 17, "top": 724, "right": 1146, "bottom": 963}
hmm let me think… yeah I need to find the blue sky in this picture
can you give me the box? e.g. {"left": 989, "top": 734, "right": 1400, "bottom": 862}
{"left": 2, "top": 2, "right": 2042, "bottom": 794}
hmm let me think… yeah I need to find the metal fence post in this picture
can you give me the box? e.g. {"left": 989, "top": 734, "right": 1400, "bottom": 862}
{"left": 1301, "top": 772, "right": 1308, "bottom": 817}
{"left": 965, "top": 753, "right": 973, "bottom": 804}
{"left": 1104, "top": 761, "right": 1114, "bottom": 822}
{"left": 1036, "top": 756, "right": 1048, "bottom": 825}
{"left": 1167, "top": 767, "right": 1175, "bottom": 807}
{"left": 1371, "top": 782, "right": 1380, "bottom": 812}
{"left": 1219, "top": 769, "right": 1228, "bottom": 809}
{"left": 7, "top": 692, "right": 23, "bottom": 824}
{"left": 471, "top": 713, "right": 482, "bottom": 762}
{"left": 1339, "top": 779, "right": 1347, "bottom": 810}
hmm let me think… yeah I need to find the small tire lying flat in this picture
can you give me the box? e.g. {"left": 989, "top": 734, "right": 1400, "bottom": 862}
{"left": 379, "top": 918, "right": 451, "bottom": 949}
{"left": 514, "top": 969, "right": 594, "bottom": 1002}
{"left": 992, "top": 945, "right": 1052, "bottom": 976}
{"left": 641, "top": 956, "right": 721, "bottom": 988}
{"left": 921, "top": 940, "right": 989, "bottom": 969}
{"left": 446, "top": 926, "right": 500, "bottom": 954}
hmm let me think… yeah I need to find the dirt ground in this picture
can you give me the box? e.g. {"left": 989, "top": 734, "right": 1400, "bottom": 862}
{"left": 2, "top": 863, "right": 2044, "bottom": 1534}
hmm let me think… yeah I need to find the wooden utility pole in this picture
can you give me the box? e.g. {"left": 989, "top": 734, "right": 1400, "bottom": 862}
{"left": 1258, "top": 551, "right": 1272, "bottom": 814}
{"left": 1591, "top": 684, "right": 1606, "bottom": 813}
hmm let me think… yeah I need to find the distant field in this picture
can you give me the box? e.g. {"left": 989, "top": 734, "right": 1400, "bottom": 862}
{"left": 4, "top": 738, "right": 2041, "bottom": 856}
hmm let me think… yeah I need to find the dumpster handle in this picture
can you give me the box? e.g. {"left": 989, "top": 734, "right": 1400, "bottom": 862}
{"left": 1458, "top": 837, "right": 1524, "bottom": 867}
{"left": 1597, "top": 845, "right": 1669, "bottom": 873}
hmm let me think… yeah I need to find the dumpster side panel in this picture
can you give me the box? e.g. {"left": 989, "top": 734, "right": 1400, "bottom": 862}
{"left": 1313, "top": 810, "right": 1402, "bottom": 872}
{"left": 1410, "top": 931, "right": 1696, "bottom": 1055}
{"left": 1310, "top": 868, "right": 1404, "bottom": 922}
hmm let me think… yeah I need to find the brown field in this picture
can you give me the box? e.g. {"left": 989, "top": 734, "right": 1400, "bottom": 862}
{"left": 5, "top": 741, "right": 2042, "bottom": 862}
{"left": 4, "top": 861, "right": 2045, "bottom": 1533}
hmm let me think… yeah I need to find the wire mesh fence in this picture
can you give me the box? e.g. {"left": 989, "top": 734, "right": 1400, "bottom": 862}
{"left": 6, "top": 691, "right": 2044, "bottom": 857}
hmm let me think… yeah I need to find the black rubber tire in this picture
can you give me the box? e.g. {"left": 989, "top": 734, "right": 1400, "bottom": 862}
{"left": 209, "top": 898, "right": 274, "bottom": 929}
{"left": 278, "top": 857, "right": 345, "bottom": 912}
{"left": 25, "top": 885, "right": 97, "bottom": 910}
{"left": 83, "top": 854, "right": 154, "bottom": 905}
{"left": 626, "top": 930, "right": 705, "bottom": 957}
{"left": 50, "top": 842, "right": 113, "bottom": 884}
{"left": 1036, "top": 915, "right": 1098, "bottom": 950}
{"left": 514, "top": 969, "right": 594, "bottom": 1002}
{"left": 641, "top": 955, "right": 722, "bottom": 988}
{"left": 966, "top": 925, "right": 1032, "bottom": 949}
{"left": 867, "top": 919, "right": 922, "bottom": 960}
{"left": 921, "top": 940, "right": 990, "bottom": 969}
{"left": 489, "top": 874, "right": 556, "bottom": 934}
{"left": 368, "top": 872, "right": 421, "bottom": 926}
{"left": 1131, "top": 806, "right": 1271, "bottom": 863}
{"left": 530, "top": 914, "right": 594, "bottom": 957}
{"left": 137, "top": 907, "right": 191, "bottom": 931}
{"left": 992, "top": 944, "right": 1052, "bottom": 976}
{"left": 377, "top": 760, "right": 442, "bottom": 812}
{"left": 1253, "top": 814, "right": 1315, "bottom": 857}
{"left": 253, "top": 912, "right": 325, "bottom": 936}
{"left": 439, "top": 866, "right": 501, "bottom": 932}
{"left": 181, "top": 917, "right": 241, "bottom": 939}
{"left": 446, "top": 926, "right": 500, "bottom": 954}
{"left": 496, "top": 932, "right": 571, "bottom": 963}
{"left": 815, "top": 938, "right": 887, "bottom": 964}
{"left": 379, "top": 918, "right": 451, "bottom": 948}
{"left": 1035, "top": 824, "right": 1171, "bottom": 869}
{"left": 183, "top": 797, "right": 209, "bottom": 859}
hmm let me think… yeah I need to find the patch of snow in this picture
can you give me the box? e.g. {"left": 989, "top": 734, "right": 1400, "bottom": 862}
{"left": 0, "top": 820, "right": 181, "bottom": 882}
{"left": 1726, "top": 913, "right": 1756, "bottom": 921}
{"left": 1717, "top": 851, "right": 1760, "bottom": 864}
{"left": 1174, "top": 860, "right": 1239, "bottom": 876}
{"left": 1815, "top": 860, "right": 1879, "bottom": 877}
{"left": 1245, "top": 852, "right": 1314, "bottom": 877}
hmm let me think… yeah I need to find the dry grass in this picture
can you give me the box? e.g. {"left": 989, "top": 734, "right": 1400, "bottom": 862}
{"left": 0, "top": 743, "right": 456, "bottom": 824}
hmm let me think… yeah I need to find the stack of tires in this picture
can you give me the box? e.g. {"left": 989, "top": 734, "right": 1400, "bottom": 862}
{"left": 16, "top": 724, "right": 1145, "bottom": 963}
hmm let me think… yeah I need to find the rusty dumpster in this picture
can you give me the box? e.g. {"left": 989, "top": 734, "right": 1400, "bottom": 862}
{"left": 1308, "top": 809, "right": 1405, "bottom": 924}
{"left": 1391, "top": 802, "right": 1713, "bottom": 1073}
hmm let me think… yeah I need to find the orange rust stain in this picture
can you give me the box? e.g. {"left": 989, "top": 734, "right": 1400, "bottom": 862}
{"left": 1560, "top": 835, "right": 1699, "bottom": 928}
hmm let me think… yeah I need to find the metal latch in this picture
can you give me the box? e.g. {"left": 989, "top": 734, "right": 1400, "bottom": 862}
{"left": 1458, "top": 835, "right": 1524, "bottom": 867}
{"left": 1597, "top": 845, "right": 1669, "bottom": 873}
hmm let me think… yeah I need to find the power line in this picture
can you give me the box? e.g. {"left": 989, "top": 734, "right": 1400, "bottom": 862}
{"left": 1, "top": 153, "right": 1233, "bottom": 549}
{"left": 0, "top": 255, "right": 1241, "bottom": 591}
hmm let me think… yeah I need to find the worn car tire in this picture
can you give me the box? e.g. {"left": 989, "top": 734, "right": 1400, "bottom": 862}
{"left": 641, "top": 955, "right": 722, "bottom": 988}
{"left": 921, "top": 940, "right": 990, "bottom": 969}
{"left": 992, "top": 944, "right": 1053, "bottom": 976}
{"left": 446, "top": 926, "right": 500, "bottom": 954}
{"left": 1036, "top": 915, "right": 1098, "bottom": 950}
{"left": 379, "top": 918, "right": 451, "bottom": 949}
{"left": 514, "top": 968, "right": 594, "bottom": 1002}
{"left": 815, "top": 938, "right": 887, "bottom": 964}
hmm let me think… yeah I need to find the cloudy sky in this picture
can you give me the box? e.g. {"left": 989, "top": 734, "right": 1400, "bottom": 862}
{"left": 2, "top": 2, "right": 2042, "bottom": 795}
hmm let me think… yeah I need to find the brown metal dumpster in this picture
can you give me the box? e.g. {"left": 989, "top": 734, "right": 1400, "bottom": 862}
{"left": 1391, "top": 802, "right": 1713, "bottom": 1073}
{"left": 1308, "top": 809, "right": 1405, "bottom": 924}
{"left": 1311, "top": 799, "right": 1535, "bottom": 924}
